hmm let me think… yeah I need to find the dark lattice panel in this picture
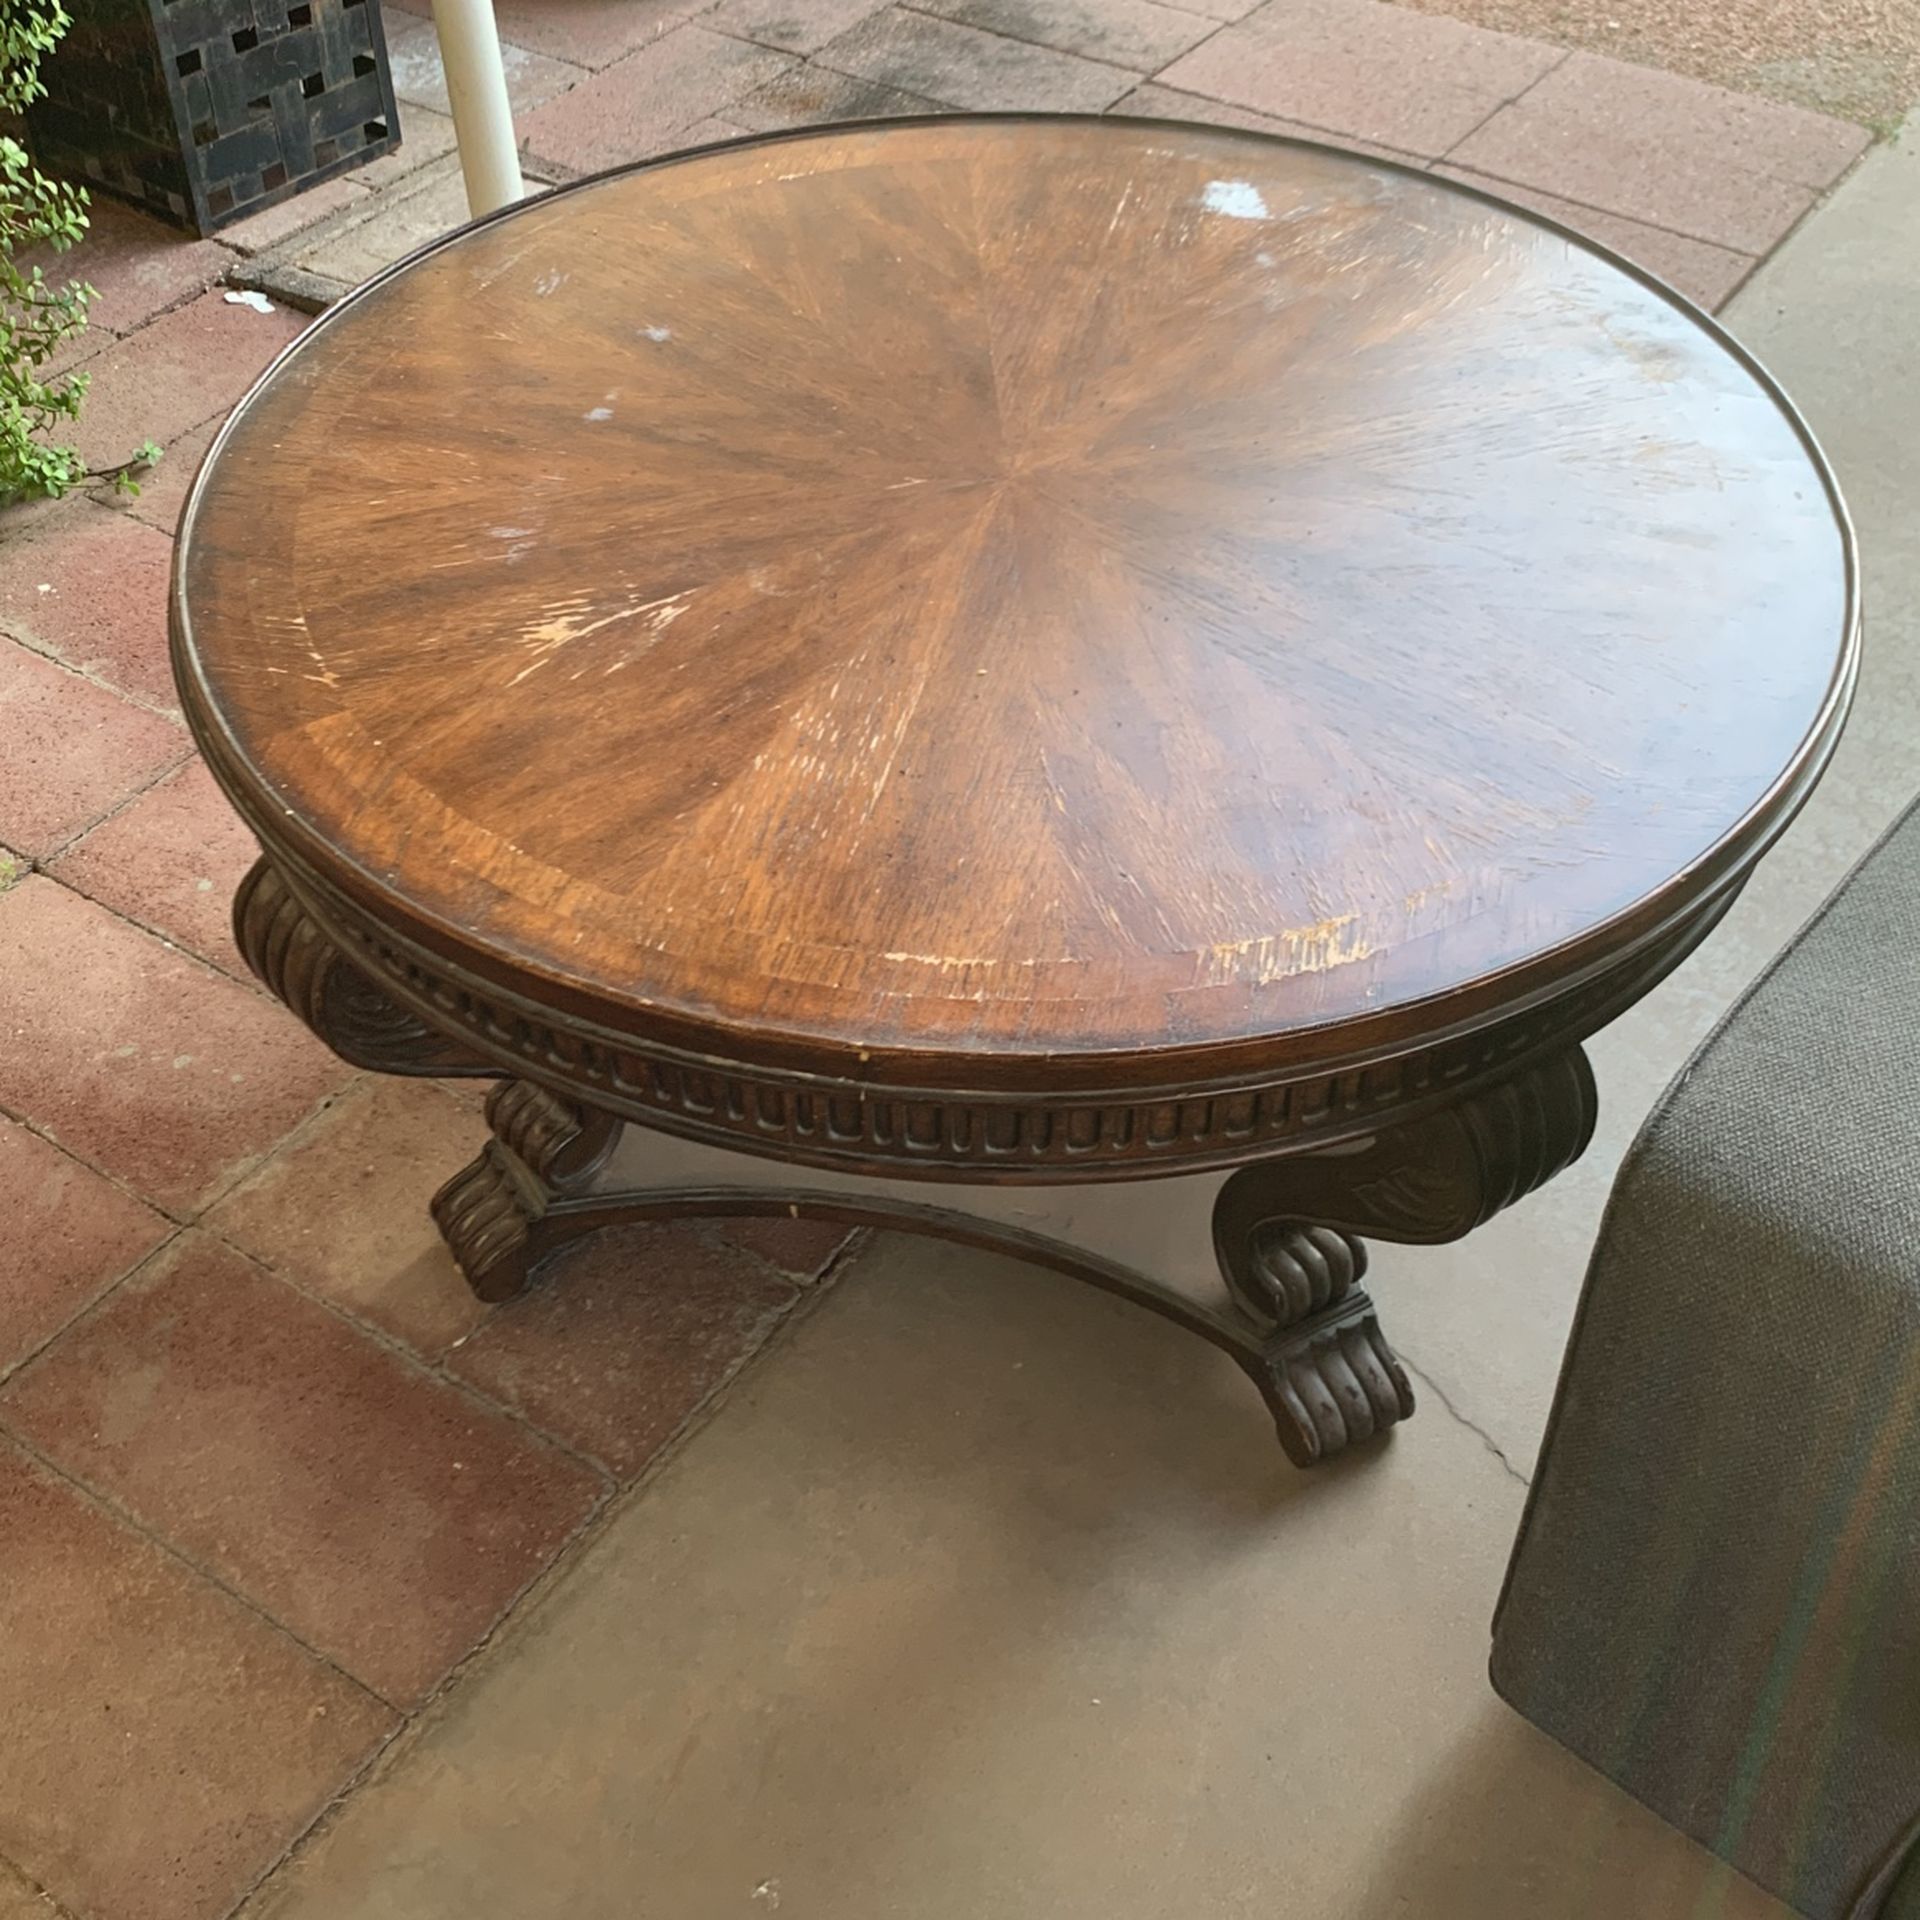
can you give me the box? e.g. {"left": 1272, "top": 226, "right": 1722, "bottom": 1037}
{"left": 28, "top": 0, "right": 400, "bottom": 234}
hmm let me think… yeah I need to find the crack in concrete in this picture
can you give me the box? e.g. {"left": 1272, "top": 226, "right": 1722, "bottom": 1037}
{"left": 1402, "top": 1358, "right": 1531, "bottom": 1488}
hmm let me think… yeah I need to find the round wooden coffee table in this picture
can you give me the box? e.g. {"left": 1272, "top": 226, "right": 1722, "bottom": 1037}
{"left": 173, "top": 116, "right": 1856, "bottom": 1467}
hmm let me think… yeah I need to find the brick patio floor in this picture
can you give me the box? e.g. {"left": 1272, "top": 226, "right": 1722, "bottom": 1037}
{"left": 0, "top": 4, "right": 1878, "bottom": 1916}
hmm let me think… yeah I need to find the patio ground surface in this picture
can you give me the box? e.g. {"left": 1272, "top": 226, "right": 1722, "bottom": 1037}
{"left": 0, "top": 5, "right": 1913, "bottom": 1917}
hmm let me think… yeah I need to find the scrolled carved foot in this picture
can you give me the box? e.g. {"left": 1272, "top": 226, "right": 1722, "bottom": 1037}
{"left": 1221, "top": 1219, "right": 1411, "bottom": 1464}
{"left": 431, "top": 1078, "right": 622, "bottom": 1302}
{"left": 486, "top": 1079, "right": 619, "bottom": 1191}
{"left": 1228, "top": 1220, "right": 1368, "bottom": 1326}
{"left": 431, "top": 1146, "right": 540, "bottom": 1303}
{"left": 1213, "top": 1048, "right": 1597, "bottom": 1467}
{"left": 1258, "top": 1295, "right": 1415, "bottom": 1469}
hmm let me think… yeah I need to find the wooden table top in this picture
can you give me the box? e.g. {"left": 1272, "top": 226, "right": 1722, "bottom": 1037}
{"left": 175, "top": 116, "right": 1855, "bottom": 1091}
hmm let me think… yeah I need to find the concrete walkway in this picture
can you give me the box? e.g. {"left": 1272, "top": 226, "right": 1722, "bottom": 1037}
{"left": 243, "top": 117, "right": 1920, "bottom": 1920}
{"left": 0, "top": 4, "right": 1907, "bottom": 1916}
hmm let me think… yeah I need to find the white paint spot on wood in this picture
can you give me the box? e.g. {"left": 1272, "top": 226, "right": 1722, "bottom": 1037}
{"left": 1202, "top": 179, "right": 1269, "bottom": 222}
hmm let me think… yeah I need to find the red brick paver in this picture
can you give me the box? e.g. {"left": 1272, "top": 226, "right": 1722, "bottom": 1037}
{"left": 1111, "top": 79, "right": 1427, "bottom": 163}
{"left": 206, "top": 1077, "right": 492, "bottom": 1356}
{"left": 1160, "top": 0, "right": 1564, "bottom": 157}
{"left": 703, "top": 0, "right": 892, "bottom": 55}
{"left": 724, "top": 64, "right": 942, "bottom": 129}
{"left": 46, "top": 755, "right": 261, "bottom": 979}
{"left": 68, "top": 288, "right": 305, "bottom": 473}
{"left": 721, "top": 1215, "right": 858, "bottom": 1279}
{"left": 0, "top": 1438, "right": 395, "bottom": 1920}
{"left": 0, "top": 641, "right": 186, "bottom": 860}
{"left": 0, "top": 878, "right": 349, "bottom": 1213}
{"left": 816, "top": 8, "right": 1136, "bottom": 110}
{"left": 443, "top": 1223, "right": 798, "bottom": 1477}
{"left": 518, "top": 24, "right": 794, "bottom": 172}
{"left": 116, "top": 415, "right": 219, "bottom": 534}
{"left": 1450, "top": 50, "right": 1870, "bottom": 252}
{"left": 489, "top": 0, "right": 706, "bottom": 69}
{"left": 0, "top": 1119, "right": 168, "bottom": 1377}
{"left": 0, "top": 1233, "right": 607, "bottom": 1706}
{"left": 918, "top": 0, "right": 1220, "bottom": 70}
{"left": 0, "top": 502, "right": 176, "bottom": 711}
{"left": 22, "top": 196, "right": 228, "bottom": 340}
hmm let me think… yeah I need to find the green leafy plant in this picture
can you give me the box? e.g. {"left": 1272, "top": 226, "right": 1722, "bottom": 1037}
{"left": 0, "top": 1, "right": 145, "bottom": 502}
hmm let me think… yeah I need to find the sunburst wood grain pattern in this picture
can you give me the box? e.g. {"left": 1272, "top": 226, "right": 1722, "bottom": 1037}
{"left": 175, "top": 117, "right": 1853, "bottom": 1094}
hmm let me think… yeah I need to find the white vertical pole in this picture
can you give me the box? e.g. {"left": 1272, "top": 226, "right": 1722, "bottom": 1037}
{"left": 431, "top": 0, "right": 524, "bottom": 218}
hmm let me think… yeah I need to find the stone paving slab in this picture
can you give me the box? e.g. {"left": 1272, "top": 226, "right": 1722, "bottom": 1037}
{"left": 0, "top": 1117, "right": 168, "bottom": 1379}
{"left": 0, "top": 502, "right": 177, "bottom": 714}
{"left": 292, "top": 156, "right": 475, "bottom": 283}
{"left": 0, "top": 641, "right": 187, "bottom": 862}
{"left": 385, "top": 9, "right": 587, "bottom": 115}
{"left": 0, "top": 1232, "right": 609, "bottom": 1707}
{"left": 212, "top": 175, "right": 374, "bottom": 260}
{"left": 516, "top": 23, "right": 795, "bottom": 173}
{"left": 0, "top": 1437, "right": 396, "bottom": 1920}
{"left": 813, "top": 7, "right": 1137, "bottom": 111}
{"left": 1159, "top": 0, "right": 1566, "bottom": 155}
{"left": 701, "top": 0, "right": 892, "bottom": 56}
{"left": 44, "top": 756, "right": 263, "bottom": 980}
{"left": 918, "top": 0, "right": 1223, "bottom": 71}
{"left": 1451, "top": 47, "right": 1870, "bottom": 250}
{"left": 63, "top": 289, "right": 305, "bottom": 476}
{"left": 722, "top": 65, "right": 944, "bottom": 130}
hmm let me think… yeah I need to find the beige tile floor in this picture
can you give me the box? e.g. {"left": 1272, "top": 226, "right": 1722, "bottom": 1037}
{"left": 242, "top": 117, "right": 1918, "bottom": 1920}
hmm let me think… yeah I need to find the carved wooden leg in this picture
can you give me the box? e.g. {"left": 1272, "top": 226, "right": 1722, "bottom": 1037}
{"left": 431, "top": 1080, "right": 621, "bottom": 1301}
{"left": 234, "top": 858, "right": 488, "bottom": 1076}
{"left": 1213, "top": 1049, "right": 1598, "bottom": 1467}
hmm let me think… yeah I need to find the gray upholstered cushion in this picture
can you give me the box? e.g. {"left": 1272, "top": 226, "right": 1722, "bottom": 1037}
{"left": 1492, "top": 794, "right": 1920, "bottom": 1920}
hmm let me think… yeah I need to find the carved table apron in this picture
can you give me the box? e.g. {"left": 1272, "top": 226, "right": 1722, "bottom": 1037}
{"left": 176, "top": 118, "right": 1857, "bottom": 1469}
{"left": 234, "top": 854, "right": 1730, "bottom": 1467}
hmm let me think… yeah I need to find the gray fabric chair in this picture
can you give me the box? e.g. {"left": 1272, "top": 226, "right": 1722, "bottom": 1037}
{"left": 1492, "top": 794, "right": 1920, "bottom": 1920}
